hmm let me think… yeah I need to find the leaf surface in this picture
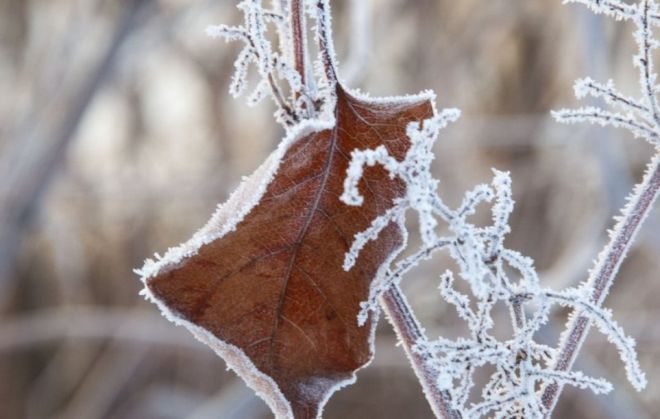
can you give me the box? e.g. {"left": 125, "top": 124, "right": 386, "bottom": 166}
{"left": 138, "top": 86, "right": 434, "bottom": 418}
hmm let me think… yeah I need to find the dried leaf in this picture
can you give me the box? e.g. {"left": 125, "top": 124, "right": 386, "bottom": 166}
{"left": 138, "top": 86, "right": 434, "bottom": 418}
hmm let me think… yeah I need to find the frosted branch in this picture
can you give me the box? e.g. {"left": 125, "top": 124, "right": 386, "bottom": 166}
{"left": 552, "top": 107, "right": 659, "bottom": 146}
{"left": 545, "top": 290, "right": 647, "bottom": 390}
{"left": 564, "top": 0, "right": 658, "bottom": 22}
{"left": 574, "top": 77, "right": 650, "bottom": 117}
{"left": 341, "top": 98, "right": 649, "bottom": 415}
{"left": 529, "top": 368, "right": 613, "bottom": 394}
{"left": 207, "top": 0, "right": 340, "bottom": 127}
{"left": 542, "top": 0, "right": 660, "bottom": 414}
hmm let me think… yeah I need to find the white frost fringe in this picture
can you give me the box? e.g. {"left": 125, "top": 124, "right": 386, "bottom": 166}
{"left": 136, "top": 119, "right": 331, "bottom": 419}
{"left": 341, "top": 99, "right": 649, "bottom": 415}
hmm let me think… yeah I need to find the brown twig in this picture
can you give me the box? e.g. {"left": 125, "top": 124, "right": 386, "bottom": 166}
{"left": 541, "top": 157, "right": 660, "bottom": 414}
{"left": 290, "top": 0, "right": 306, "bottom": 90}
{"left": 315, "top": 0, "right": 338, "bottom": 86}
{"left": 312, "top": 1, "right": 458, "bottom": 416}
{"left": 380, "top": 285, "right": 462, "bottom": 419}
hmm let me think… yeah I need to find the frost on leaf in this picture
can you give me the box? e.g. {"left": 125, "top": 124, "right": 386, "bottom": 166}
{"left": 137, "top": 88, "right": 433, "bottom": 419}
{"left": 341, "top": 110, "right": 647, "bottom": 416}
{"left": 137, "top": 1, "right": 439, "bottom": 417}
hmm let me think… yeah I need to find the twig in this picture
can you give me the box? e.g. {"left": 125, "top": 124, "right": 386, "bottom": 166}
{"left": 0, "top": 307, "right": 197, "bottom": 352}
{"left": 541, "top": 156, "right": 660, "bottom": 413}
{"left": 542, "top": 1, "right": 660, "bottom": 412}
{"left": 380, "top": 285, "right": 462, "bottom": 419}
{"left": 54, "top": 332, "right": 149, "bottom": 419}
{"left": 315, "top": 0, "right": 337, "bottom": 85}
{"left": 290, "top": 0, "right": 306, "bottom": 90}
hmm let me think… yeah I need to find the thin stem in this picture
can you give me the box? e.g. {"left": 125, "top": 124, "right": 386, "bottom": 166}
{"left": 267, "top": 71, "right": 298, "bottom": 123}
{"left": 290, "top": 0, "right": 306, "bottom": 90}
{"left": 639, "top": 0, "right": 660, "bottom": 129}
{"left": 315, "top": 0, "right": 338, "bottom": 85}
{"left": 243, "top": 32, "right": 298, "bottom": 124}
{"left": 380, "top": 285, "right": 462, "bottom": 419}
{"left": 289, "top": 0, "right": 316, "bottom": 118}
{"left": 541, "top": 156, "right": 660, "bottom": 414}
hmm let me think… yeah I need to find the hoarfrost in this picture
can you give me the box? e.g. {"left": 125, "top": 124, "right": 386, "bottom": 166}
{"left": 557, "top": 0, "right": 660, "bottom": 151}
{"left": 544, "top": 0, "right": 660, "bottom": 410}
{"left": 136, "top": 118, "right": 334, "bottom": 282}
{"left": 139, "top": 0, "right": 660, "bottom": 416}
{"left": 341, "top": 102, "right": 647, "bottom": 415}
{"left": 205, "top": 0, "right": 338, "bottom": 128}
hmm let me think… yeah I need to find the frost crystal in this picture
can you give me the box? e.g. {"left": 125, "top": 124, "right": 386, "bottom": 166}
{"left": 206, "top": 0, "right": 337, "bottom": 128}
{"left": 539, "top": 0, "right": 660, "bottom": 412}
{"left": 557, "top": 0, "right": 660, "bottom": 152}
{"left": 341, "top": 102, "right": 647, "bottom": 416}
{"left": 160, "top": 0, "right": 657, "bottom": 416}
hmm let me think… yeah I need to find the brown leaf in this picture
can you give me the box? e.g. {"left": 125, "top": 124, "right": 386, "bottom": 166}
{"left": 138, "top": 86, "right": 434, "bottom": 418}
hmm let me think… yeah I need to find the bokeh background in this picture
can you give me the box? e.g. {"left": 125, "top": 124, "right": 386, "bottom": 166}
{"left": 0, "top": 0, "right": 658, "bottom": 418}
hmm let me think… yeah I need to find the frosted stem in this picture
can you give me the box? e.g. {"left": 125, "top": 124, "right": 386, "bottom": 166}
{"left": 266, "top": 71, "right": 297, "bottom": 123}
{"left": 380, "top": 285, "right": 462, "bottom": 419}
{"left": 315, "top": 0, "right": 338, "bottom": 85}
{"left": 290, "top": 0, "right": 307, "bottom": 93}
{"left": 541, "top": 156, "right": 660, "bottom": 414}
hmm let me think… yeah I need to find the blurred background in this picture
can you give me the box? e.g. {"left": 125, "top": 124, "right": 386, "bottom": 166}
{"left": 0, "top": 0, "right": 658, "bottom": 418}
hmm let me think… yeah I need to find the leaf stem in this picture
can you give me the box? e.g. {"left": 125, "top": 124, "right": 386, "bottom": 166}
{"left": 541, "top": 155, "right": 660, "bottom": 414}
{"left": 380, "top": 284, "right": 462, "bottom": 419}
{"left": 315, "top": 0, "right": 338, "bottom": 85}
{"left": 242, "top": 32, "right": 297, "bottom": 124}
{"left": 290, "top": 0, "right": 306, "bottom": 90}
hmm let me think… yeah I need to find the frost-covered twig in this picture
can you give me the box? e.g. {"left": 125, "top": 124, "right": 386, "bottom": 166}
{"left": 553, "top": 107, "right": 659, "bottom": 146}
{"left": 340, "top": 109, "right": 465, "bottom": 418}
{"left": 206, "top": 1, "right": 657, "bottom": 417}
{"left": 290, "top": 0, "right": 307, "bottom": 90}
{"left": 312, "top": 0, "right": 338, "bottom": 86}
{"left": 206, "top": 0, "right": 336, "bottom": 127}
{"left": 541, "top": 0, "right": 660, "bottom": 413}
{"left": 380, "top": 286, "right": 462, "bottom": 419}
{"left": 565, "top": 0, "right": 660, "bottom": 22}
{"left": 342, "top": 104, "right": 648, "bottom": 416}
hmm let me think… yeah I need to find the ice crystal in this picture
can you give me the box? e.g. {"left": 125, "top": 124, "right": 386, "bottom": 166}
{"left": 341, "top": 105, "right": 647, "bottom": 416}
{"left": 539, "top": 1, "right": 660, "bottom": 412}
{"left": 206, "top": 0, "right": 336, "bottom": 128}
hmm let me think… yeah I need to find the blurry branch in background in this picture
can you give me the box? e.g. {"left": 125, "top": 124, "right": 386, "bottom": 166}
{"left": 53, "top": 329, "right": 149, "bottom": 419}
{"left": 0, "top": 307, "right": 194, "bottom": 352}
{"left": 0, "top": 0, "right": 151, "bottom": 296}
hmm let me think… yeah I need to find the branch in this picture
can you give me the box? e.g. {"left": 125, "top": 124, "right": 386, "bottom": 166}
{"left": 314, "top": 0, "right": 338, "bottom": 85}
{"left": 542, "top": 1, "right": 660, "bottom": 412}
{"left": 565, "top": 0, "right": 660, "bottom": 22}
{"left": 290, "top": 0, "right": 306, "bottom": 90}
{"left": 379, "top": 285, "right": 462, "bottom": 419}
{"left": 541, "top": 155, "right": 660, "bottom": 413}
